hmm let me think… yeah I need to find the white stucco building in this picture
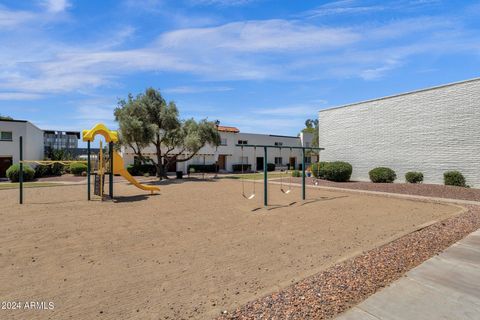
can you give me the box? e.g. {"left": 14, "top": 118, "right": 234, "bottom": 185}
{"left": 122, "top": 126, "right": 317, "bottom": 173}
{"left": 318, "top": 77, "right": 480, "bottom": 187}
{"left": 0, "top": 119, "right": 44, "bottom": 177}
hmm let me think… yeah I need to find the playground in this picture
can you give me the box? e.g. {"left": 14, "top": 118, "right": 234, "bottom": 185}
{"left": 0, "top": 176, "right": 462, "bottom": 320}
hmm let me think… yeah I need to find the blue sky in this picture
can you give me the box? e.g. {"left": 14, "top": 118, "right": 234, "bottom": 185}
{"left": 0, "top": 0, "right": 479, "bottom": 140}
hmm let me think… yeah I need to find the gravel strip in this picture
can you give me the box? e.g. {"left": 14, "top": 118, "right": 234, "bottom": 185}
{"left": 217, "top": 206, "right": 480, "bottom": 320}
{"left": 290, "top": 177, "right": 480, "bottom": 202}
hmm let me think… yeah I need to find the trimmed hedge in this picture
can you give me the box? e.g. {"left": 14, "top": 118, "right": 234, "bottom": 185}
{"left": 405, "top": 171, "right": 424, "bottom": 184}
{"left": 311, "top": 162, "right": 328, "bottom": 179}
{"left": 127, "top": 164, "right": 157, "bottom": 176}
{"left": 369, "top": 167, "right": 396, "bottom": 183}
{"left": 232, "top": 164, "right": 251, "bottom": 172}
{"left": 311, "top": 161, "right": 352, "bottom": 182}
{"left": 33, "top": 164, "right": 66, "bottom": 178}
{"left": 34, "top": 165, "right": 49, "bottom": 178}
{"left": 444, "top": 171, "right": 466, "bottom": 187}
{"left": 6, "top": 164, "right": 35, "bottom": 182}
{"left": 70, "top": 162, "right": 87, "bottom": 176}
{"left": 187, "top": 164, "right": 217, "bottom": 173}
{"left": 291, "top": 170, "right": 301, "bottom": 177}
{"left": 267, "top": 163, "right": 275, "bottom": 172}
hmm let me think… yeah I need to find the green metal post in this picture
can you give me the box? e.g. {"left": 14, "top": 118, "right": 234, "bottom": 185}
{"left": 302, "top": 147, "right": 306, "bottom": 200}
{"left": 109, "top": 142, "right": 113, "bottom": 199}
{"left": 87, "top": 141, "right": 91, "bottom": 201}
{"left": 19, "top": 136, "right": 23, "bottom": 204}
{"left": 264, "top": 146, "right": 268, "bottom": 206}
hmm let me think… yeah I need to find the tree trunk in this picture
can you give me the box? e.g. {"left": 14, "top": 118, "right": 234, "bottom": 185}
{"left": 154, "top": 136, "right": 168, "bottom": 179}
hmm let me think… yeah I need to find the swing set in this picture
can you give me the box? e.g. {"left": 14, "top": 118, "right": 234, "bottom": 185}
{"left": 237, "top": 144, "right": 324, "bottom": 206}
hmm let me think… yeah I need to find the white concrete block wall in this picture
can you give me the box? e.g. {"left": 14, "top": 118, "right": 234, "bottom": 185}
{"left": 318, "top": 78, "right": 480, "bottom": 187}
{"left": 25, "top": 122, "right": 45, "bottom": 162}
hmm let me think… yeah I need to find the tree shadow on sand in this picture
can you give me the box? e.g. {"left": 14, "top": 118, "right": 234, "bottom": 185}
{"left": 113, "top": 194, "right": 159, "bottom": 203}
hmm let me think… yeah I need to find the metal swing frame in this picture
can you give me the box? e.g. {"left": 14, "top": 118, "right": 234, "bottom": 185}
{"left": 236, "top": 144, "right": 324, "bottom": 206}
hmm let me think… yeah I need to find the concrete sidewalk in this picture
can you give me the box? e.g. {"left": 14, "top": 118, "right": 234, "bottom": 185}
{"left": 336, "top": 229, "right": 480, "bottom": 320}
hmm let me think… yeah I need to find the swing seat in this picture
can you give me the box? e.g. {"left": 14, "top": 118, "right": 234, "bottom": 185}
{"left": 281, "top": 189, "right": 291, "bottom": 194}
{"left": 243, "top": 193, "right": 256, "bottom": 200}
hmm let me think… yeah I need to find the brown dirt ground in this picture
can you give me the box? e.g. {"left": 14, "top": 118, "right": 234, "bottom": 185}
{"left": 0, "top": 179, "right": 462, "bottom": 320}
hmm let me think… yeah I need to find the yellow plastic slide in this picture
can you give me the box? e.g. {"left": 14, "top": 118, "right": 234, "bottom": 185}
{"left": 83, "top": 123, "right": 160, "bottom": 194}
{"left": 112, "top": 151, "right": 160, "bottom": 193}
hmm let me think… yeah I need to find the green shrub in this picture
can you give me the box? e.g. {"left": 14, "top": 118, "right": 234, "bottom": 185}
{"left": 310, "top": 162, "right": 328, "bottom": 179}
{"left": 34, "top": 165, "right": 50, "bottom": 178}
{"left": 444, "top": 171, "right": 466, "bottom": 187}
{"left": 325, "top": 161, "right": 352, "bottom": 182}
{"left": 49, "top": 163, "right": 64, "bottom": 176}
{"left": 369, "top": 167, "right": 396, "bottom": 183}
{"left": 187, "top": 164, "right": 217, "bottom": 173}
{"left": 267, "top": 163, "right": 275, "bottom": 172}
{"left": 6, "top": 164, "right": 35, "bottom": 182}
{"left": 405, "top": 171, "right": 424, "bottom": 184}
{"left": 70, "top": 162, "right": 87, "bottom": 176}
{"left": 232, "top": 164, "right": 251, "bottom": 172}
{"left": 291, "top": 170, "right": 301, "bottom": 177}
{"left": 127, "top": 163, "right": 157, "bottom": 176}
{"left": 312, "top": 161, "right": 352, "bottom": 182}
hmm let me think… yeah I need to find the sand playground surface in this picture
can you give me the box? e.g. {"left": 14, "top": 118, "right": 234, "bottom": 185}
{"left": 0, "top": 178, "right": 461, "bottom": 319}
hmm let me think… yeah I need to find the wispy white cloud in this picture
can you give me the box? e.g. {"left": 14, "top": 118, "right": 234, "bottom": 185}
{"left": 0, "top": 6, "right": 36, "bottom": 28}
{"left": 163, "top": 86, "right": 233, "bottom": 94}
{"left": 158, "top": 20, "right": 359, "bottom": 52}
{"left": 305, "top": 0, "right": 445, "bottom": 18}
{"left": 0, "top": 92, "right": 44, "bottom": 100}
{"left": 41, "top": 0, "right": 71, "bottom": 13}
{"left": 253, "top": 105, "right": 319, "bottom": 117}
{"left": 305, "top": 0, "right": 384, "bottom": 18}
{"left": 0, "top": 4, "right": 479, "bottom": 98}
{"left": 188, "top": 0, "right": 256, "bottom": 6}
{"left": 360, "top": 59, "right": 401, "bottom": 80}
{"left": 0, "top": 0, "right": 70, "bottom": 30}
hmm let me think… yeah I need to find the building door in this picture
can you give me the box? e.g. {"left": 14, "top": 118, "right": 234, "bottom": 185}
{"left": 289, "top": 157, "right": 296, "bottom": 170}
{"left": 218, "top": 155, "right": 226, "bottom": 170}
{"left": 167, "top": 158, "right": 177, "bottom": 172}
{"left": 0, "top": 157, "right": 12, "bottom": 178}
{"left": 256, "top": 157, "right": 264, "bottom": 171}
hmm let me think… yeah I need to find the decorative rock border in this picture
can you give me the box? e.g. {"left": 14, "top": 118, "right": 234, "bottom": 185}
{"left": 218, "top": 206, "right": 480, "bottom": 320}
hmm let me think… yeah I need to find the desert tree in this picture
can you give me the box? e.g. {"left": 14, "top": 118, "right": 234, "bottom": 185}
{"left": 115, "top": 88, "right": 220, "bottom": 178}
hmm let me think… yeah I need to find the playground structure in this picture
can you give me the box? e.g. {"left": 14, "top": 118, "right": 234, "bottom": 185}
{"left": 237, "top": 144, "right": 324, "bottom": 206}
{"left": 17, "top": 123, "right": 159, "bottom": 204}
{"left": 83, "top": 123, "right": 160, "bottom": 200}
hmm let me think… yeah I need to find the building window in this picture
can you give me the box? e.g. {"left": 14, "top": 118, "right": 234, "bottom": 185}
{"left": 304, "top": 156, "right": 312, "bottom": 164}
{"left": 305, "top": 142, "right": 310, "bottom": 147}
{"left": 274, "top": 157, "right": 283, "bottom": 165}
{"left": 0, "top": 131, "right": 13, "bottom": 141}
{"left": 238, "top": 140, "right": 248, "bottom": 145}
{"left": 274, "top": 142, "right": 283, "bottom": 146}
{"left": 220, "top": 138, "right": 228, "bottom": 146}
{"left": 239, "top": 156, "right": 248, "bottom": 164}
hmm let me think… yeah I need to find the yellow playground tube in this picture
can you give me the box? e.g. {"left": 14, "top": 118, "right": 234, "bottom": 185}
{"left": 82, "top": 123, "right": 160, "bottom": 194}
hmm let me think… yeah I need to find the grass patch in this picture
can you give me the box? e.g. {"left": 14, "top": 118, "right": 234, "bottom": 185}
{"left": 0, "top": 182, "right": 64, "bottom": 190}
